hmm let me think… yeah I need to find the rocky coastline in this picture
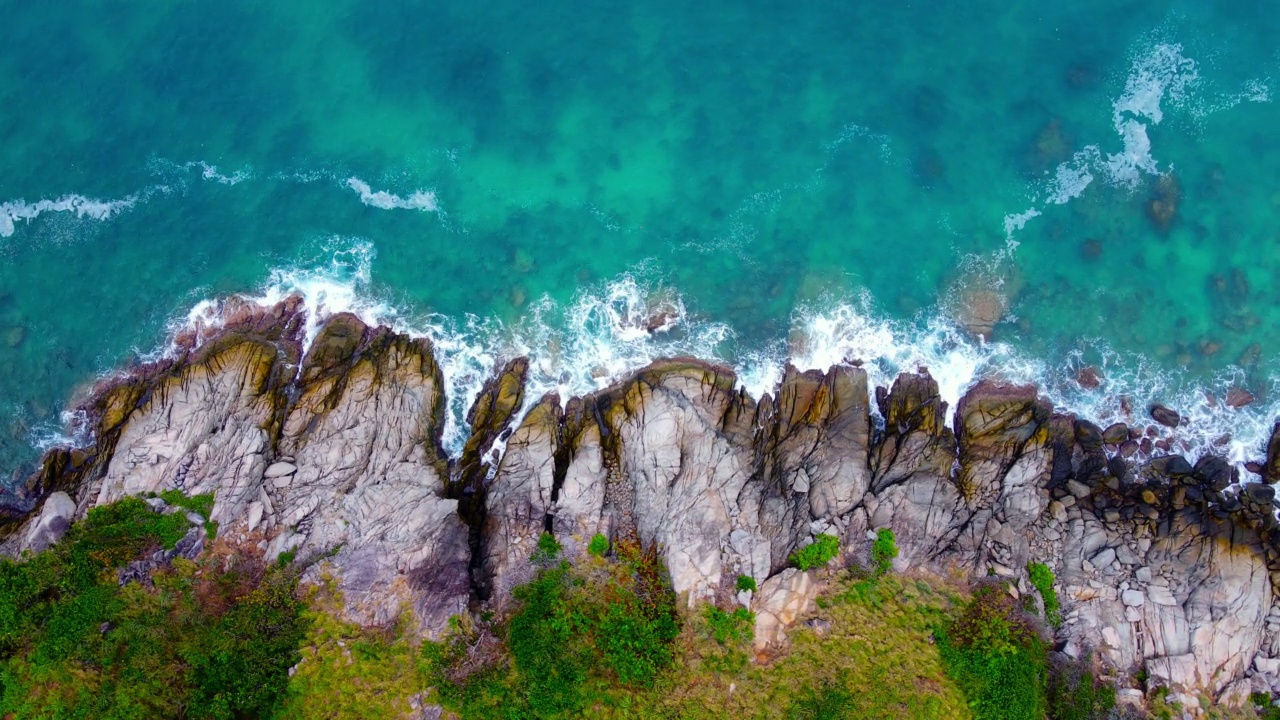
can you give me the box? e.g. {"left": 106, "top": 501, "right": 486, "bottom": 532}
{"left": 3, "top": 296, "right": 1280, "bottom": 713}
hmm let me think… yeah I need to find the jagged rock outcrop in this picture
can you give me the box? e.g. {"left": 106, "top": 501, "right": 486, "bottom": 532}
{"left": 3, "top": 303, "right": 1279, "bottom": 710}
{"left": 0, "top": 304, "right": 469, "bottom": 639}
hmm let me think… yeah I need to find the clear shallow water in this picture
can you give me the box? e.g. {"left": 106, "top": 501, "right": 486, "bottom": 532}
{"left": 1, "top": 2, "right": 1278, "bottom": 473}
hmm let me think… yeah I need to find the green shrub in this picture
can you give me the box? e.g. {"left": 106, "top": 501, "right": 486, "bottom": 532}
{"left": 0, "top": 494, "right": 306, "bottom": 719}
{"left": 1027, "top": 561, "right": 1062, "bottom": 627}
{"left": 588, "top": 533, "right": 609, "bottom": 557}
{"left": 735, "top": 574, "right": 757, "bottom": 593}
{"left": 530, "top": 532, "right": 561, "bottom": 564}
{"left": 872, "top": 529, "right": 899, "bottom": 576}
{"left": 937, "top": 583, "right": 1047, "bottom": 720}
{"left": 704, "top": 605, "right": 755, "bottom": 646}
{"left": 507, "top": 564, "right": 587, "bottom": 715}
{"left": 790, "top": 534, "right": 840, "bottom": 571}
{"left": 1046, "top": 654, "right": 1117, "bottom": 720}
{"left": 429, "top": 539, "right": 682, "bottom": 718}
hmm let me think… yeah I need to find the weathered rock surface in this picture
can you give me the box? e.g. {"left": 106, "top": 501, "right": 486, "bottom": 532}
{"left": 1, "top": 304, "right": 469, "bottom": 639}
{"left": 3, "top": 301, "right": 1280, "bottom": 708}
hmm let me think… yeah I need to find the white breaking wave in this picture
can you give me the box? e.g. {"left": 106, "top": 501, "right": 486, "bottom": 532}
{"left": 1111, "top": 42, "right": 1199, "bottom": 128}
{"left": 0, "top": 193, "right": 138, "bottom": 239}
{"left": 772, "top": 296, "right": 1279, "bottom": 467}
{"left": 156, "top": 247, "right": 1280, "bottom": 473}
{"left": 345, "top": 178, "right": 438, "bottom": 212}
{"left": 172, "top": 243, "right": 728, "bottom": 453}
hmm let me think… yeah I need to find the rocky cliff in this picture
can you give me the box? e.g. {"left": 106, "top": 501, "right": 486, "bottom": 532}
{"left": 3, "top": 298, "right": 1279, "bottom": 709}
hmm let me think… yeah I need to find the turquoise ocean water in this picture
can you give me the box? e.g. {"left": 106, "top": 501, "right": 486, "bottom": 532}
{"left": 1, "top": 2, "right": 1278, "bottom": 473}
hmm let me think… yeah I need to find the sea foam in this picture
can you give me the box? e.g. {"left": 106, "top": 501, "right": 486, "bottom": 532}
{"left": 345, "top": 178, "right": 438, "bottom": 212}
{"left": 0, "top": 194, "right": 138, "bottom": 239}
{"left": 152, "top": 246, "right": 1280, "bottom": 473}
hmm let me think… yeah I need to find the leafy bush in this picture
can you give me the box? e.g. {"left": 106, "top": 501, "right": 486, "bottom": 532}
{"left": 790, "top": 534, "right": 840, "bottom": 571}
{"left": 1027, "top": 561, "right": 1062, "bottom": 627}
{"left": 735, "top": 574, "right": 757, "bottom": 593}
{"left": 937, "top": 583, "right": 1047, "bottom": 720}
{"left": 704, "top": 605, "right": 755, "bottom": 646}
{"left": 588, "top": 533, "right": 609, "bottom": 557}
{"left": 0, "top": 494, "right": 307, "bottom": 719}
{"left": 872, "top": 529, "right": 899, "bottom": 576}
{"left": 530, "top": 531, "right": 561, "bottom": 564}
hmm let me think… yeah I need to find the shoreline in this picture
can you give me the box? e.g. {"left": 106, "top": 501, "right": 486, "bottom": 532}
{"left": 2, "top": 295, "right": 1279, "bottom": 708}
{"left": 15, "top": 287, "right": 1278, "bottom": 488}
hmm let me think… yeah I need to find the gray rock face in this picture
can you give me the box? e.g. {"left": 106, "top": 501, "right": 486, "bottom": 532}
{"left": 4, "top": 303, "right": 1280, "bottom": 707}
{"left": 20, "top": 491, "right": 76, "bottom": 554}
{"left": 2, "top": 305, "right": 469, "bottom": 639}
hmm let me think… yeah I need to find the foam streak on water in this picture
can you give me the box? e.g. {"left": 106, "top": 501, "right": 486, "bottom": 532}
{"left": 0, "top": 193, "right": 138, "bottom": 239}
{"left": 344, "top": 178, "right": 438, "bottom": 212}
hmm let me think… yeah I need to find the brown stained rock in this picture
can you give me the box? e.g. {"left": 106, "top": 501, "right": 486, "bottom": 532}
{"left": 298, "top": 313, "right": 368, "bottom": 386}
{"left": 954, "top": 380, "right": 1050, "bottom": 508}
{"left": 1150, "top": 404, "right": 1182, "bottom": 428}
{"left": 868, "top": 372, "right": 962, "bottom": 567}
{"left": 1101, "top": 423, "right": 1129, "bottom": 445}
{"left": 1076, "top": 366, "right": 1103, "bottom": 390}
{"left": 1225, "top": 387, "right": 1256, "bottom": 409}
{"left": 1237, "top": 343, "right": 1261, "bottom": 368}
{"left": 952, "top": 287, "right": 1007, "bottom": 340}
{"left": 768, "top": 364, "right": 872, "bottom": 520}
{"left": 1031, "top": 119, "right": 1070, "bottom": 173}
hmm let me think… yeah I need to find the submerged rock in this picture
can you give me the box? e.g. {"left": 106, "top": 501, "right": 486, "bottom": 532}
{"left": 3, "top": 325, "right": 25, "bottom": 349}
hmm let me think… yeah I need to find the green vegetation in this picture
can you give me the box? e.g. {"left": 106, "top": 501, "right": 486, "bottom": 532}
{"left": 425, "top": 538, "right": 681, "bottom": 718}
{"left": 588, "top": 533, "right": 610, "bottom": 557}
{"left": 153, "top": 489, "right": 219, "bottom": 538}
{"left": 0, "top": 494, "right": 307, "bottom": 719}
{"left": 1045, "top": 654, "right": 1116, "bottom": 720}
{"left": 871, "top": 528, "right": 899, "bottom": 576}
{"left": 936, "top": 583, "right": 1047, "bottom": 720}
{"left": 704, "top": 605, "right": 754, "bottom": 646}
{"left": 789, "top": 534, "right": 840, "bottom": 571}
{"left": 0, "top": 499, "right": 1148, "bottom": 720}
{"left": 277, "top": 580, "right": 435, "bottom": 719}
{"left": 531, "top": 531, "right": 561, "bottom": 565}
{"left": 1027, "top": 561, "right": 1062, "bottom": 627}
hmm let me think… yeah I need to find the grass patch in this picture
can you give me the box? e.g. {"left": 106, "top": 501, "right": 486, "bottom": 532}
{"left": 649, "top": 573, "right": 971, "bottom": 720}
{"left": 275, "top": 580, "right": 430, "bottom": 719}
